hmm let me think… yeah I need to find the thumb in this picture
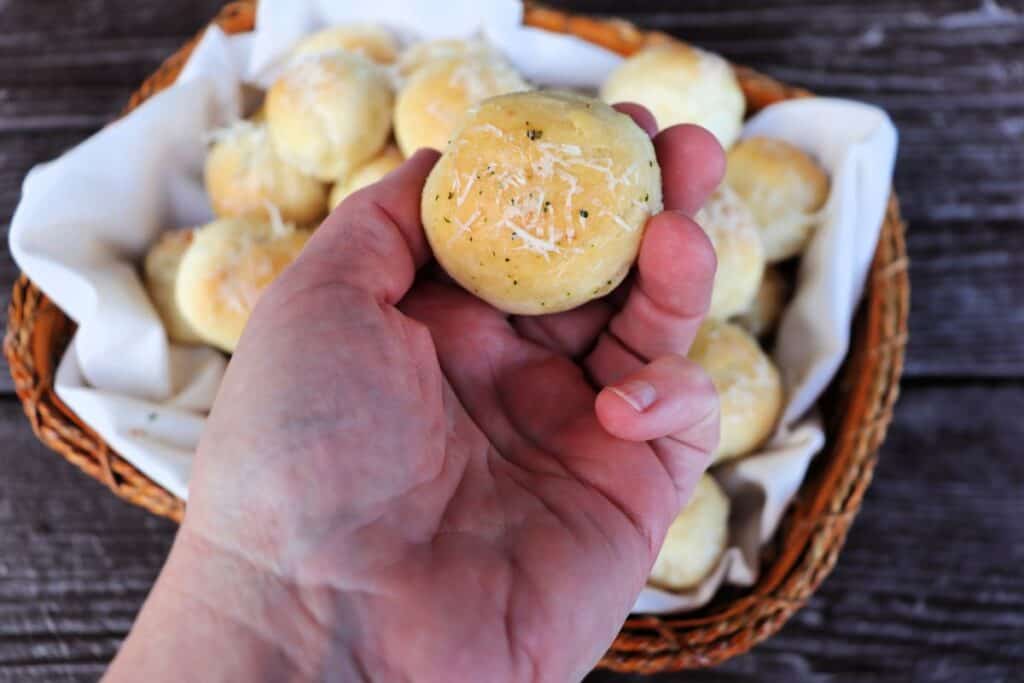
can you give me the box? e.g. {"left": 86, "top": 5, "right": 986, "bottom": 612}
{"left": 291, "top": 148, "right": 440, "bottom": 305}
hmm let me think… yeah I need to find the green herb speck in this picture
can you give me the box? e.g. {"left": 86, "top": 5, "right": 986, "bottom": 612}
{"left": 579, "top": 209, "right": 589, "bottom": 218}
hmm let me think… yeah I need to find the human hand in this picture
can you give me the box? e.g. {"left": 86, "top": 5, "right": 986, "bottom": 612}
{"left": 108, "top": 107, "right": 724, "bottom": 683}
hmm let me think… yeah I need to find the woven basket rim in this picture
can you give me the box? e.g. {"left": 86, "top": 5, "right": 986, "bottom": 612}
{"left": 2, "top": 0, "right": 909, "bottom": 672}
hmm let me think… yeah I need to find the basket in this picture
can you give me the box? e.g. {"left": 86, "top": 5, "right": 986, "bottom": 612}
{"left": 3, "top": 0, "right": 909, "bottom": 672}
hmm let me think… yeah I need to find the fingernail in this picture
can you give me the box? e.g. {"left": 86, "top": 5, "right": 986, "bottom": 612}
{"left": 610, "top": 381, "right": 657, "bottom": 412}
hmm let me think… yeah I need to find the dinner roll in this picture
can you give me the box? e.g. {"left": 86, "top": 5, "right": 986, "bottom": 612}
{"left": 266, "top": 52, "right": 393, "bottom": 181}
{"left": 329, "top": 146, "right": 404, "bottom": 209}
{"left": 204, "top": 120, "right": 328, "bottom": 225}
{"left": 689, "top": 320, "right": 783, "bottom": 464}
{"left": 143, "top": 229, "right": 204, "bottom": 345}
{"left": 394, "top": 56, "right": 528, "bottom": 156}
{"left": 726, "top": 137, "right": 830, "bottom": 262}
{"left": 649, "top": 475, "right": 730, "bottom": 591}
{"left": 177, "top": 218, "right": 311, "bottom": 352}
{"left": 696, "top": 185, "right": 765, "bottom": 320}
{"left": 734, "top": 266, "right": 790, "bottom": 338}
{"left": 395, "top": 39, "right": 495, "bottom": 78}
{"left": 421, "top": 91, "right": 662, "bottom": 315}
{"left": 599, "top": 43, "right": 745, "bottom": 147}
{"left": 291, "top": 25, "right": 398, "bottom": 65}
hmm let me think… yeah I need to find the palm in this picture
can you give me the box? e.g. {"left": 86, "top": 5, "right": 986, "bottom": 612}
{"left": 187, "top": 114, "right": 725, "bottom": 682}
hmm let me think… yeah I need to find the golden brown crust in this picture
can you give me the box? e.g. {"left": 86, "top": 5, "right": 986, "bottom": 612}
{"left": 329, "top": 145, "right": 404, "bottom": 209}
{"left": 266, "top": 52, "right": 393, "bottom": 181}
{"left": 726, "top": 136, "right": 831, "bottom": 262}
{"left": 649, "top": 475, "right": 730, "bottom": 591}
{"left": 600, "top": 43, "right": 745, "bottom": 147}
{"left": 421, "top": 91, "right": 662, "bottom": 315}
{"left": 204, "top": 121, "right": 328, "bottom": 224}
{"left": 697, "top": 185, "right": 765, "bottom": 320}
{"left": 176, "top": 218, "right": 311, "bottom": 352}
{"left": 689, "top": 320, "right": 784, "bottom": 464}
{"left": 394, "top": 56, "right": 529, "bottom": 157}
{"left": 143, "top": 229, "right": 205, "bottom": 345}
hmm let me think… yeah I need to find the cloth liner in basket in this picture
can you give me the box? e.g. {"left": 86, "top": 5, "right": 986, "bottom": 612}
{"left": 3, "top": 0, "right": 908, "bottom": 672}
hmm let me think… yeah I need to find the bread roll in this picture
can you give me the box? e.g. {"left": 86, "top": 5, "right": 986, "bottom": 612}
{"left": 726, "top": 137, "right": 830, "bottom": 262}
{"left": 733, "top": 266, "right": 790, "bottom": 338}
{"left": 204, "top": 120, "right": 328, "bottom": 225}
{"left": 177, "top": 218, "right": 311, "bottom": 352}
{"left": 266, "top": 52, "right": 393, "bottom": 181}
{"left": 329, "top": 146, "right": 404, "bottom": 209}
{"left": 689, "top": 320, "right": 783, "bottom": 464}
{"left": 395, "top": 39, "right": 495, "bottom": 78}
{"left": 394, "top": 56, "right": 528, "bottom": 156}
{"left": 421, "top": 90, "right": 662, "bottom": 315}
{"left": 291, "top": 25, "right": 398, "bottom": 65}
{"left": 143, "top": 229, "right": 204, "bottom": 345}
{"left": 599, "top": 43, "right": 745, "bottom": 148}
{"left": 649, "top": 474, "right": 730, "bottom": 591}
{"left": 696, "top": 185, "right": 765, "bottom": 320}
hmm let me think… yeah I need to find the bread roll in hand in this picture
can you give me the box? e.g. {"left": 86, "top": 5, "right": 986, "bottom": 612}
{"left": 421, "top": 90, "right": 663, "bottom": 315}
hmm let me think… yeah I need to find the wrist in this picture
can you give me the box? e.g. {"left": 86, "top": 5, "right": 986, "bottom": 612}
{"left": 105, "top": 523, "right": 370, "bottom": 682}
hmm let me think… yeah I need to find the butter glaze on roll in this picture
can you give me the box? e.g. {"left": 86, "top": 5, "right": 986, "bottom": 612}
{"left": 726, "top": 137, "right": 830, "bottom": 262}
{"left": 176, "top": 218, "right": 311, "bottom": 352}
{"left": 421, "top": 91, "right": 662, "bottom": 315}
{"left": 395, "top": 39, "right": 497, "bottom": 78}
{"left": 689, "top": 320, "right": 784, "bottom": 464}
{"left": 649, "top": 474, "right": 730, "bottom": 591}
{"left": 204, "top": 120, "right": 328, "bottom": 225}
{"left": 266, "top": 51, "right": 393, "bottom": 182}
{"left": 291, "top": 25, "right": 399, "bottom": 65}
{"left": 394, "top": 56, "right": 529, "bottom": 156}
{"left": 329, "top": 146, "right": 404, "bottom": 209}
{"left": 143, "top": 229, "right": 204, "bottom": 345}
{"left": 600, "top": 43, "right": 745, "bottom": 148}
{"left": 696, "top": 185, "right": 765, "bottom": 320}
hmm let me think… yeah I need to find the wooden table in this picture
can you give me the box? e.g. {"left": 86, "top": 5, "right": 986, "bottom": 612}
{"left": 1, "top": 1, "right": 1021, "bottom": 680}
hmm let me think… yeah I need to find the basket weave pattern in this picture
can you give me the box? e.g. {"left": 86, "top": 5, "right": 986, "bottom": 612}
{"left": 3, "top": 1, "right": 909, "bottom": 671}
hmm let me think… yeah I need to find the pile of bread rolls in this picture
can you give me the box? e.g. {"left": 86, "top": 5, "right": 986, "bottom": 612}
{"left": 142, "top": 27, "right": 831, "bottom": 596}
{"left": 145, "top": 27, "right": 528, "bottom": 353}
{"left": 601, "top": 43, "right": 831, "bottom": 592}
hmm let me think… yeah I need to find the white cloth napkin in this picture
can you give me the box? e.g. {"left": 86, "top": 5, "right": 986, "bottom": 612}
{"left": 8, "top": 0, "right": 897, "bottom": 611}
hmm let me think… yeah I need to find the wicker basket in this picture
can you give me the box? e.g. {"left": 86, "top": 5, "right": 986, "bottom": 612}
{"left": 3, "top": 0, "right": 908, "bottom": 672}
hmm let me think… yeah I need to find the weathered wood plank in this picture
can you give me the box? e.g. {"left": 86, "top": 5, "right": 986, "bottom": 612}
{"left": 0, "top": 380, "right": 1021, "bottom": 681}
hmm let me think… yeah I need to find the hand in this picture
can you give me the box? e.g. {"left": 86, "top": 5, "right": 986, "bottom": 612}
{"left": 107, "top": 107, "right": 724, "bottom": 683}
